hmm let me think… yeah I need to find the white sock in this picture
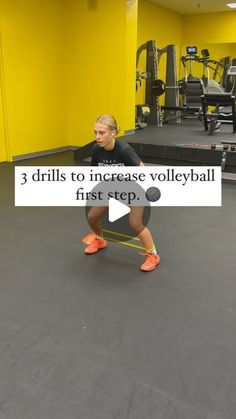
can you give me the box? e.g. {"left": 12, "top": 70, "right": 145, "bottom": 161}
{"left": 146, "top": 246, "right": 158, "bottom": 254}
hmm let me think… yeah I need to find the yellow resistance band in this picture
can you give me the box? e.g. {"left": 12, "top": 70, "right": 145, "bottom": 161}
{"left": 102, "top": 228, "right": 140, "bottom": 241}
{"left": 103, "top": 235, "right": 146, "bottom": 251}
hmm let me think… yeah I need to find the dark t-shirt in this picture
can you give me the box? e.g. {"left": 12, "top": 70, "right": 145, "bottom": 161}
{"left": 91, "top": 139, "right": 141, "bottom": 166}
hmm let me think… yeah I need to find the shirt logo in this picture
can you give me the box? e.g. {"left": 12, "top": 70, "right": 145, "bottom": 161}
{"left": 98, "top": 160, "right": 125, "bottom": 166}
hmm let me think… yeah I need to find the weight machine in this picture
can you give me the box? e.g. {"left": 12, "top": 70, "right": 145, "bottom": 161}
{"left": 136, "top": 40, "right": 185, "bottom": 128}
{"left": 180, "top": 47, "right": 229, "bottom": 103}
{"left": 201, "top": 65, "right": 236, "bottom": 135}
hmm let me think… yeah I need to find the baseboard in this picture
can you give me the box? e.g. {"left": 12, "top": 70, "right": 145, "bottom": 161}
{"left": 13, "top": 145, "right": 78, "bottom": 161}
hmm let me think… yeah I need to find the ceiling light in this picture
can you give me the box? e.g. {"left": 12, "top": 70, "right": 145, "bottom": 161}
{"left": 227, "top": 3, "right": 236, "bottom": 8}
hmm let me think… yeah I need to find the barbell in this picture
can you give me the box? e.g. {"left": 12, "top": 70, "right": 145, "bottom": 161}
{"left": 152, "top": 79, "right": 187, "bottom": 97}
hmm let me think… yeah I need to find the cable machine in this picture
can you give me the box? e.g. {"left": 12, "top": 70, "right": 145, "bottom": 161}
{"left": 136, "top": 40, "right": 182, "bottom": 128}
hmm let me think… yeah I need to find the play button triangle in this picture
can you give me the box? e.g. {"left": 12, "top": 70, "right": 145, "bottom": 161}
{"left": 108, "top": 198, "right": 131, "bottom": 222}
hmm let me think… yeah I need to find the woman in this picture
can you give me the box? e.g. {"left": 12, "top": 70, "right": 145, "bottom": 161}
{"left": 83, "top": 114, "right": 160, "bottom": 272}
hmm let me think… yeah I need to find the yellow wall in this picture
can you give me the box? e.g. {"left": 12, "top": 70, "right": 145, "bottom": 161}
{"left": 0, "top": 0, "right": 137, "bottom": 162}
{"left": 0, "top": 33, "right": 8, "bottom": 162}
{"left": 180, "top": 11, "right": 236, "bottom": 80}
{"left": 124, "top": 0, "right": 138, "bottom": 132}
{"left": 66, "top": 0, "right": 127, "bottom": 147}
{"left": 137, "top": 0, "right": 182, "bottom": 50}
{"left": 136, "top": 0, "right": 182, "bottom": 105}
{"left": 0, "top": 0, "right": 66, "bottom": 161}
{"left": 182, "top": 11, "right": 236, "bottom": 45}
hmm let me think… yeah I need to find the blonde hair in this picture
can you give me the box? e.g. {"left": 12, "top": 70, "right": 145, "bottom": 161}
{"left": 96, "top": 114, "right": 120, "bottom": 135}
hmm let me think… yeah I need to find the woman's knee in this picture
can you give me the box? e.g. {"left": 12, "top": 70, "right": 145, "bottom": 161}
{"left": 129, "top": 218, "right": 143, "bottom": 233}
{"left": 87, "top": 206, "right": 107, "bottom": 225}
{"left": 87, "top": 211, "right": 100, "bottom": 225}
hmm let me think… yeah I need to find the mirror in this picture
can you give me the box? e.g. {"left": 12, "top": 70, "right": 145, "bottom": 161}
{"left": 135, "top": 42, "right": 236, "bottom": 141}
{"left": 180, "top": 42, "right": 236, "bottom": 82}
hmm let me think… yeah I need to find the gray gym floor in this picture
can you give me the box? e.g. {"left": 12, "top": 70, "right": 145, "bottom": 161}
{"left": 0, "top": 147, "right": 236, "bottom": 419}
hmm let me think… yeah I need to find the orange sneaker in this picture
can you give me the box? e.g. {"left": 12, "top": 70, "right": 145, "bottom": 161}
{"left": 82, "top": 233, "right": 96, "bottom": 245}
{"left": 140, "top": 253, "right": 160, "bottom": 272}
{"left": 84, "top": 238, "right": 107, "bottom": 254}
